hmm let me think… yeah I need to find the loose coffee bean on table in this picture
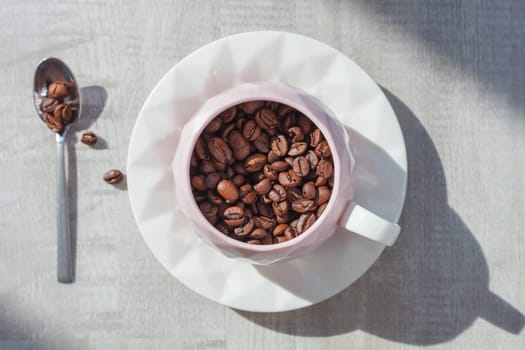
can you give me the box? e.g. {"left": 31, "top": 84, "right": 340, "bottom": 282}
{"left": 190, "top": 101, "right": 334, "bottom": 245}
{"left": 81, "top": 131, "right": 98, "bottom": 145}
{"left": 39, "top": 80, "right": 78, "bottom": 134}
{"left": 103, "top": 169, "right": 124, "bottom": 184}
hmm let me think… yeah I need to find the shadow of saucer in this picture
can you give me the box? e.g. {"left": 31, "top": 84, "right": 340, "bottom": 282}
{"left": 235, "top": 89, "right": 524, "bottom": 345}
{"left": 65, "top": 85, "right": 108, "bottom": 281}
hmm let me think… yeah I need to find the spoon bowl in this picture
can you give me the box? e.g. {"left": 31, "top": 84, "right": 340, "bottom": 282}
{"left": 33, "top": 57, "right": 81, "bottom": 137}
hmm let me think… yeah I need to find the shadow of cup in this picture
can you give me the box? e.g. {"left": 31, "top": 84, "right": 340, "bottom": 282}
{"left": 235, "top": 88, "right": 524, "bottom": 345}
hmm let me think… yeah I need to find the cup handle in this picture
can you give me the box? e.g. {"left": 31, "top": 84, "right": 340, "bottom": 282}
{"left": 339, "top": 202, "right": 401, "bottom": 246}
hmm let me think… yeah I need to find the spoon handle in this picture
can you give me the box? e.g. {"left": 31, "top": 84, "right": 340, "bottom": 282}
{"left": 57, "top": 140, "right": 73, "bottom": 283}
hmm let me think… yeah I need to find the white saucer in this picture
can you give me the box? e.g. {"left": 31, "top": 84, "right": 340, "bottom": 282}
{"left": 127, "top": 31, "right": 407, "bottom": 312}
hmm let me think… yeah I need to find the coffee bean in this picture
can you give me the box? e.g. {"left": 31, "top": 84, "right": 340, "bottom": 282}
{"left": 47, "top": 80, "right": 71, "bottom": 100}
{"left": 224, "top": 206, "right": 245, "bottom": 227}
{"left": 270, "top": 161, "right": 289, "bottom": 172}
{"left": 207, "top": 136, "right": 233, "bottom": 164}
{"left": 103, "top": 169, "right": 124, "bottom": 184}
{"left": 253, "top": 216, "right": 276, "bottom": 230}
{"left": 232, "top": 174, "right": 245, "bottom": 187}
{"left": 305, "top": 150, "right": 319, "bottom": 170}
{"left": 216, "top": 158, "right": 229, "bottom": 171}
{"left": 273, "top": 223, "right": 288, "bottom": 236}
{"left": 244, "top": 153, "right": 267, "bottom": 172}
{"left": 228, "top": 130, "right": 251, "bottom": 160}
{"left": 254, "top": 178, "right": 272, "bottom": 195}
{"left": 268, "top": 184, "right": 287, "bottom": 202}
{"left": 255, "top": 108, "right": 278, "bottom": 131}
{"left": 271, "top": 134, "right": 289, "bottom": 157}
{"left": 315, "top": 140, "right": 331, "bottom": 158}
{"left": 292, "top": 156, "right": 310, "bottom": 177}
{"left": 316, "top": 159, "right": 333, "bottom": 179}
{"left": 317, "top": 202, "right": 328, "bottom": 217}
{"left": 220, "top": 106, "right": 237, "bottom": 123}
{"left": 309, "top": 128, "right": 323, "bottom": 147}
{"left": 241, "top": 101, "right": 264, "bottom": 114}
{"left": 329, "top": 175, "right": 334, "bottom": 187}
{"left": 253, "top": 133, "right": 271, "bottom": 153}
{"left": 284, "top": 226, "right": 296, "bottom": 240}
{"left": 236, "top": 117, "right": 247, "bottom": 131}
{"left": 250, "top": 228, "right": 269, "bottom": 239}
{"left": 297, "top": 114, "right": 313, "bottom": 134}
{"left": 282, "top": 112, "right": 296, "bottom": 131}
{"left": 239, "top": 184, "right": 257, "bottom": 204}
{"left": 191, "top": 154, "right": 199, "bottom": 169}
{"left": 242, "top": 120, "right": 261, "bottom": 141}
{"left": 297, "top": 213, "right": 316, "bottom": 234}
{"left": 288, "top": 142, "right": 308, "bottom": 156}
{"left": 278, "top": 170, "right": 302, "bottom": 188}
{"left": 272, "top": 201, "right": 289, "bottom": 216}
{"left": 277, "top": 105, "right": 294, "bottom": 118}
{"left": 221, "top": 123, "right": 236, "bottom": 141}
{"left": 291, "top": 198, "right": 315, "bottom": 213}
{"left": 41, "top": 97, "right": 59, "bottom": 113}
{"left": 81, "top": 131, "right": 97, "bottom": 146}
{"left": 205, "top": 173, "right": 222, "bottom": 189}
{"left": 191, "top": 175, "right": 207, "bottom": 191}
{"left": 195, "top": 137, "right": 209, "bottom": 160}
{"left": 288, "top": 126, "right": 305, "bottom": 142}
{"left": 200, "top": 160, "right": 216, "bottom": 174}
{"left": 265, "top": 101, "right": 281, "bottom": 112}
{"left": 234, "top": 217, "right": 254, "bottom": 236}
{"left": 246, "top": 239, "right": 261, "bottom": 245}
{"left": 267, "top": 150, "right": 280, "bottom": 163}
{"left": 44, "top": 112, "right": 63, "bottom": 133}
{"left": 217, "top": 179, "right": 239, "bottom": 203}
{"left": 204, "top": 116, "right": 222, "bottom": 133}
{"left": 316, "top": 186, "right": 331, "bottom": 206}
{"left": 263, "top": 164, "right": 278, "bottom": 181}
{"left": 302, "top": 181, "right": 317, "bottom": 200}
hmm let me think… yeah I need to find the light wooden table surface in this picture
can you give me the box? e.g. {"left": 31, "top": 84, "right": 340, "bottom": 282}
{"left": 1, "top": 1, "right": 524, "bottom": 349}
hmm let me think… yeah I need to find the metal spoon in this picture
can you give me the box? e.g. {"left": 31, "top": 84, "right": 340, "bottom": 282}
{"left": 33, "top": 57, "right": 81, "bottom": 283}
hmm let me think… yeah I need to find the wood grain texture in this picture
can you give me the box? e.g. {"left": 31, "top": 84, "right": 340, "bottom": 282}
{"left": 0, "top": 0, "right": 524, "bottom": 349}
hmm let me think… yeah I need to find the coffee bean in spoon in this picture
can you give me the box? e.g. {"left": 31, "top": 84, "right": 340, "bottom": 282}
{"left": 40, "top": 97, "right": 59, "bottom": 113}
{"left": 47, "top": 80, "right": 73, "bottom": 100}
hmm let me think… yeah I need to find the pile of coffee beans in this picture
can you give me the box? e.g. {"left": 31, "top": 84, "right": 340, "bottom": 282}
{"left": 190, "top": 101, "right": 334, "bottom": 245}
{"left": 39, "top": 80, "right": 78, "bottom": 134}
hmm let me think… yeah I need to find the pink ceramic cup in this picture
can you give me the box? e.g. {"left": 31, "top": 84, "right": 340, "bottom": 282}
{"left": 173, "top": 82, "right": 400, "bottom": 265}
